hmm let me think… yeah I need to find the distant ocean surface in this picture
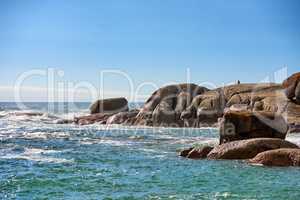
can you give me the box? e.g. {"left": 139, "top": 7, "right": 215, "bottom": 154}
{"left": 1, "top": 102, "right": 300, "bottom": 199}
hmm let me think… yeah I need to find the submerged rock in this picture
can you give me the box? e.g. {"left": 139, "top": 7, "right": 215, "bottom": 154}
{"left": 249, "top": 148, "right": 300, "bottom": 166}
{"left": 207, "top": 138, "right": 298, "bottom": 160}
{"left": 219, "top": 110, "right": 288, "bottom": 144}
{"left": 89, "top": 97, "right": 128, "bottom": 114}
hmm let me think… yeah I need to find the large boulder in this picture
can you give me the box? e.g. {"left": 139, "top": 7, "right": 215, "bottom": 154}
{"left": 89, "top": 97, "right": 128, "bottom": 114}
{"left": 135, "top": 83, "right": 209, "bottom": 127}
{"left": 106, "top": 110, "right": 139, "bottom": 125}
{"left": 219, "top": 110, "right": 288, "bottom": 144}
{"left": 282, "top": 72, "right": 300, "bottom": 101}
{"left": 152, "top": 99, "right": 179, "bottom": 127}
{"left": 207, "top": 138, "right": 298, "bottom": 160}
{"left": 249, "top": 148, "right": 300, "bottom": 166}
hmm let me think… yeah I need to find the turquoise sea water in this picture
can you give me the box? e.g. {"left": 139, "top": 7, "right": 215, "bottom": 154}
{"left": 1, "top": 102, "right": 300, "bottom": 199}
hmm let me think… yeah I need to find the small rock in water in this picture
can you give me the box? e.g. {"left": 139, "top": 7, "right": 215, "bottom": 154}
{"left": 179, "top": 146, "right": 213, "bottom": 159}
{"left": 249, "top": 148, "right": 300, "bottom": 166}
{"left": 187, "top": 146, "right": 214, "bottom": 159}
{"left": 207, "top": 138, "right": 298, "bottom": 160}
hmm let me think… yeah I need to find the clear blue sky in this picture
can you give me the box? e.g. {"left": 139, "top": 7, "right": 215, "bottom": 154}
{"left": 0, "top": 0, "right": 299, "bottom": 101}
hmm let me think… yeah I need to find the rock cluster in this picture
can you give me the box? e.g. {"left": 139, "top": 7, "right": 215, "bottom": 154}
{"left": 75, "top": 72, "right": 300, "bottom": 166}
{"left": 76, "top": 73, "right": 300, "bottom": 129}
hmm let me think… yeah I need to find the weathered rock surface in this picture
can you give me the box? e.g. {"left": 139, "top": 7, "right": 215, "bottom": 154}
{"left": 219, "top": 110, "right": 288, "bottom": 144}
{"left": 135, "top": 83, "right": 209, "bottom": 127}
{"left": 106, "top": 110, "right": 139, "bottom": 125}
{"left": 180, "top": 146, "right": 213, "bottom": 159}
{"left": 207, "top": 138, "right": 298, "bottom": 160}
{"left": 75, "top": 113, "right": 113, "bottom": 125}
{"left": 283, "top": 72, "right": 300, "bottom": 101}
{"left": 249, "top": 148, "right": 300, "bottom": 166}
{"left": 89, "top": 97, "right": 128, "bottom": 114}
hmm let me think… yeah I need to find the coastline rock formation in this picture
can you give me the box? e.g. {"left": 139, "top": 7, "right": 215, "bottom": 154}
{"left": 219, "top": 111, "right": 288, "bottom": 144}
{"left": 74, "top": 72, "right": 300, "bottom": 167}
{"left": 76, "top": 72, "right": 300, "bottom": 133}
{"left": 249, "top": 148, "right": 300, "bottom": 166}
{"left": 207, "top": 138, "right": 299, "bottom": 160}
{"left": 133, "top": 81, "right": 300, "bottom": 128}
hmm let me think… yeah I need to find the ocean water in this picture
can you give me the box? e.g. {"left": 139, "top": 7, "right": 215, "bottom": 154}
{"left": 1, "top": 102, "right": 300, "bottom": 200}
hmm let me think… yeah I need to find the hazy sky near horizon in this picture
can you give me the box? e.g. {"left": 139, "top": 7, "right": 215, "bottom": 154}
{"left": 0, "top": 0, "right": 299, "bottom": 101}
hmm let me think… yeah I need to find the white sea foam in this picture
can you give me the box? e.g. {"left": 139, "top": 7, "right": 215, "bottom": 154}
{"left": 286, "top": 134, "right": 300, "bottom": 146}
{"left": 0, "top": 148, "right": 72, "bottom": 163}
{"left": 21, "top": 131, "right": 71, "bottom": 140}
{"left": 79, "top": 138, "right": 134, "bottom": 146}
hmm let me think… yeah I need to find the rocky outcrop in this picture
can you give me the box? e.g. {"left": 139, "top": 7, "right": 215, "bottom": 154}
{"left": 89, "top": 97, "right": 128, "bottom": 114}
{"left": 283, "top": 72, "right": 300, "bottom": 101}
{"left": 180, "top": 146, "right": 213, "bottom": 159}
{"left": 106, "top": 110, "right": 139, "bottom": 125}
{"left": 76, "top": 74, "right": 300, "bottom": 129}
{"left": 219, "top": 110, "right": 289, "bottom": 144}
{"left": 249, "top": 148, "right": 300, "bottom": 166}
{"left": 207, "top": 138, "right": 298, "bottom": 160}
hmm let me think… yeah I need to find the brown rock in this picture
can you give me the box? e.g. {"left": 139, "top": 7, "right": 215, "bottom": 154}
{"left": 135, "top": 83, "right": 208, "bottom": 126}
{"left": 75, "top": 113, "right": 113, "bottom": 125}
{"left": 253, "top": 101, "right": 264, "bottom": 111}
{"left": 89, "top": 97, "right": 128, "bottom": 114}
{"left": 187, "top": 146, "right": 213, "bottom": 159}
{"left": 249, "top": 148, "right": 300, "bottom": 166}
{"left": 179, "top": 146, "right": 213, "bottom": 159}
{"left": 219, "top": 110, "right": 288, "bottom": 144}
{"left": 106, "top": 110, "right": 139, "bottom": 125}
{"left": 282, "top": 72, "right": 300, "bottom": 89}
{"left": 295, "top": 82, "right": 300, "bottom": 101}
{"left": 152, "top": 98, "right": 180, "bottom": 127}
{"left": 175, "top": 92, "right": 193, "bottom": 113}
{"left": 179, "top": 147, "right": 194, "bottom": 157}
{"left": 282, "top": 72, "right": 300, "bottom": 100}
{"left": 207, "top": 138, "right": 298, "bottom": 160}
